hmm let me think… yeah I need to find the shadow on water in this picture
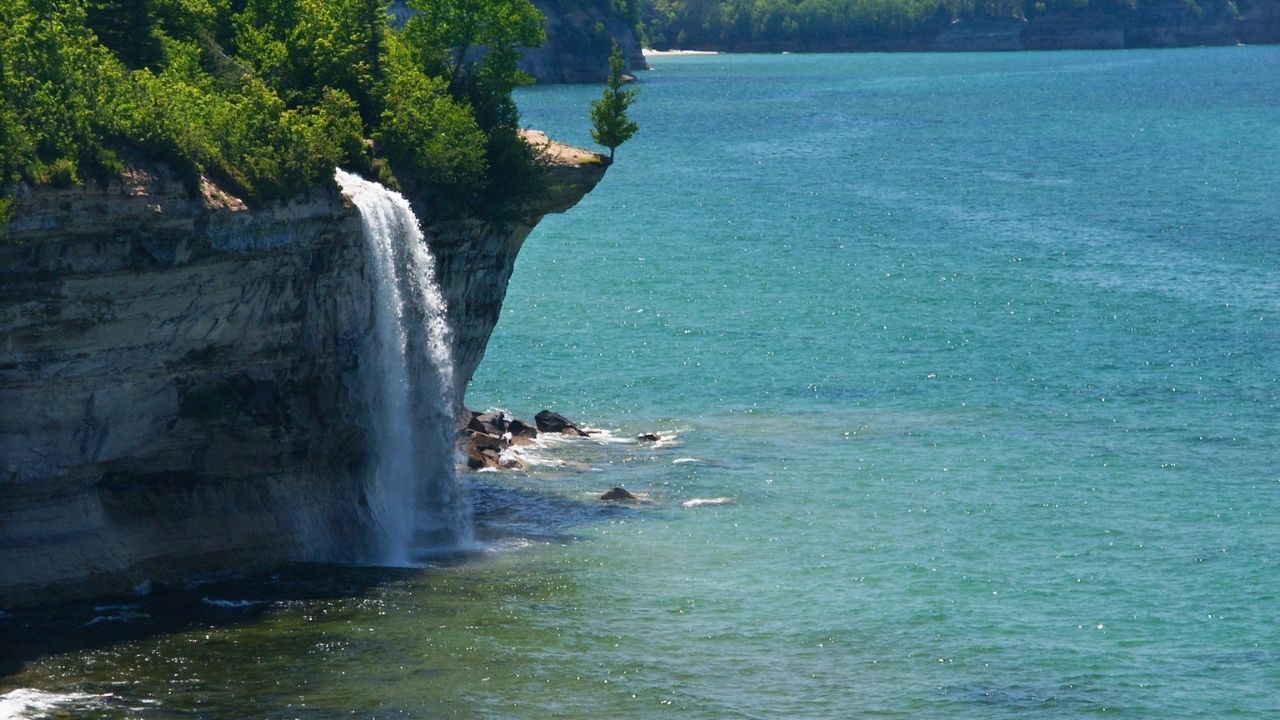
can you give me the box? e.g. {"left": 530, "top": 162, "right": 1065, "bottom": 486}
{"left": 0, "top": 477, "right": 643, "bottom": 680}
{"left": 470, "top": 475, "right": 647, "bottom": 547}
{"left": 0, "top": 563, "right": 420, "bottom": 679}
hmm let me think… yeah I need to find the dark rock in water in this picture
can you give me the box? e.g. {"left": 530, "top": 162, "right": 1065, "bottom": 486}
{"left": 468, "top": 411, "right": 507, "bottom": 436}
{"left": 500, "top": 455, "right": 527, "bottom": 471}
{"left": 507, "top": 418, "right": 538, "bottom": 444}
{"left": 466, "top": 430, "right": 505, "bottom": 452}
{"left": 460, "top": 428, "right": 506, "bottom": 470}
{"left": 601, "top": 486, "right": 638, "bottom": 501}
{"left": 535, "top": 409, "right": 588, "bottom": 436}
{"left": 465, "top": 443, "right": 489, "bottom": 470}
{"left": 637, "top": 433, "right": 660, "bottom": 442}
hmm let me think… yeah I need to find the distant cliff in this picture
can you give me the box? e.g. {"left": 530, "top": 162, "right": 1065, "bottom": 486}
{"left": 521, "top": 0, "right": 648, "bottom": 82}
{"left": 388, "top": 0, "right": 647, "bottom": 84}
{"left": 0, "top": 137, "right": 606, "bottom": 607}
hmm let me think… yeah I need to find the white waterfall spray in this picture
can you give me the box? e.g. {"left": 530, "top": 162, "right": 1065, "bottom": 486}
{"left": 335, "top": 169, "right": 473, "bottom": 563}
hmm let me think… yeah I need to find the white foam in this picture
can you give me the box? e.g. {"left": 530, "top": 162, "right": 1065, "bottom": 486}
{"left": 650, "top": 432, "right": 681, "bottom": 448}
{"left": 483, "top": 537, "right": 537, "bottom": 553}
{"left": 499, "top": 443, "right": 566, "bottom": 469}
{"left": 673, "top": 457, "right": 702, "bottom": 464}
{"left": 85, "top": 610, "right": 150, "bottom": 626}
{"left": 0, "top": 689, "right": 110, "bottom": 719}
{"left": 682, "top": 497, "right": 735, "bottom": 508}
{"left": 578, "top": 428, "right": 633, "bottom": 444}
{"left": 201, "top": 597, "right": 264, "bottom": 609}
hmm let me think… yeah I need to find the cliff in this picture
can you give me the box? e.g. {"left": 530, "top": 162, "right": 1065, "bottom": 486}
{"left": 0, "top": 138, "right": 606, "bottom": 607}
{"left": 520, "top": 0, "right": 648, "bottom": 83}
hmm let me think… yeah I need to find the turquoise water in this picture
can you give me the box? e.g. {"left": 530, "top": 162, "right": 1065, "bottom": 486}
{"left": 3, "top": 47, "right": 1279, "bottom": 718}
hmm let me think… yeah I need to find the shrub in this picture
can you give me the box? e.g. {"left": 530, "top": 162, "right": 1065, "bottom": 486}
{"left": 1, "top": 0, "right": 551, "bottom": 215}
{"left": 375, "top": 63, "right": 488, "bottom": 214}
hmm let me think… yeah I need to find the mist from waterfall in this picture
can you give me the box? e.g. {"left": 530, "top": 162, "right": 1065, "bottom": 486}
{"left": 335, "top": 169, "right": 473, "bottom": 564}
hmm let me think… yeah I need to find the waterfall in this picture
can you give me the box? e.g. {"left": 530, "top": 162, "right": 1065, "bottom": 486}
{"left": 335, "top": 169, "right": 473, "bottom": 563}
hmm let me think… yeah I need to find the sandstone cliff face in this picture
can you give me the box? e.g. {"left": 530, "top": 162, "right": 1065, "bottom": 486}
{"left": 520, "top": 0, "right": 648, "bottom": 83}
{"left": 0, "top": 142, "right": 605, "bottom": 607}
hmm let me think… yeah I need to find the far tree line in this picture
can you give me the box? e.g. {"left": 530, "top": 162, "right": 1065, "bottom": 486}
{"left": 638, "top": 0, "right": 1242, "bottom": 49}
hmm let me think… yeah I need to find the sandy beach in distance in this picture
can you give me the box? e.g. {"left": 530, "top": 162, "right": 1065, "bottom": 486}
{"left": 641, "top": 48, "right": 719, "bottom": 57}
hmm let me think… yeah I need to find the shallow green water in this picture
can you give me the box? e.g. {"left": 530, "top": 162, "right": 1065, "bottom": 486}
{"left": 3, "top": 47, "right": 1279, "bottom": 718}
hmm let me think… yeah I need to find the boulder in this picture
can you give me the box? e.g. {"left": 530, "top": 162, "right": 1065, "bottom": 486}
{"left": 601, "top": 486, "right": 638, "bottom": 501}
{"left": 499, "top": 455, "right": 527, "bottom": 471}
{"left": 464, "top": 443, "right": 491, "bottom": 470}
{"left": 460, "top": 427, "right": 507, "bottom": 470}
{"left": 535, "top": 409, "right": 589, "bottom": 436}
{"left": 467, "top": 411, "right": 508, "bottom": 436}
{"left": 507, "top": 418, "right": 538, "bottom": 444}
{"left": 637, "top": 433, "right": 660, "bottom": 442}
{"left": 465, "top": 430, "right": 505, "bottom": 452}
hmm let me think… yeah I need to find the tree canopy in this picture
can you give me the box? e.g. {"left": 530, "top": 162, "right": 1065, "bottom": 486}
{"left": 0, "top": 0, "right": 550, "bottom": 218}
{"left": 640, "top": 0, "right": 1216, "bottom": 50}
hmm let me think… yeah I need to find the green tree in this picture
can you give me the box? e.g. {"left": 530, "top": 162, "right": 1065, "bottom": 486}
{"left": 85, "top": 0, "right": 163, "bottom": 68}
{"left": 401, "top": 0, "right": 543, "bottom": 88}
{"left": 401, "top": 0, "right": 543, "bottom": 133}
{"left": 589, "top": 41, "right": 637, "bottom": 161}
{"left": 374, "top": 57, "right": 488, "bottom": 213}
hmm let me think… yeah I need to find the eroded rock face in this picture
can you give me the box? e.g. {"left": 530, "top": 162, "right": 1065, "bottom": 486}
{"left": 0, "top": 139, "right": 606, "bottom": 606}
{"left": 519, "top": 0, "right": 648, "bottom": 84}
{"left": 1, "top": 167, "right": 375, "bottom": 605}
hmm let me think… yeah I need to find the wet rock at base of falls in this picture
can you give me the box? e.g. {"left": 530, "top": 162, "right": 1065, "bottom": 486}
{"left": 467, "top": 411, "right": 508, "bottom": 436}
{"left": 507, "top": 419, "right": 538, "bottom": 444}
{"left": 535, "top": 409, "right": 589, "bottom": 436}
{"left": 601, "top": 486, "right": 638, "bottom": 501}
{"left": 461, "top": 429, "right": 504, "bottom": 470}
{"left": 466, "top": 430, "right": 505, "bottom": 451}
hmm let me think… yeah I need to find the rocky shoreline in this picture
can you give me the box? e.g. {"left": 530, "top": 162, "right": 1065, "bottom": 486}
{"left": 459, "top": 408, "right": 594, "bottom": 471}
{"left": 458, "top": 408, "right": 651, "bottom": 502}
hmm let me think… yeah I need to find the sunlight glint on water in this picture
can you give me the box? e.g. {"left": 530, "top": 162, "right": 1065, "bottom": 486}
{"left": 0, "top": 49, "right": 1276, "bottom": 720}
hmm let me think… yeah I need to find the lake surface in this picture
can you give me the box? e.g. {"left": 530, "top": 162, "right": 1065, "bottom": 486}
{"left": 3, "top": 47, "right": 1279, "bottom": 718}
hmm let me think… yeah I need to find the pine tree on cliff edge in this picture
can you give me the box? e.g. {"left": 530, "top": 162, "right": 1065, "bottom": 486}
{"left": 590, "top": 42, "right": 638, "bottom": 162}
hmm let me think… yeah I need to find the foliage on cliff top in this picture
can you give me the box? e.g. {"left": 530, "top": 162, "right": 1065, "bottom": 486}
{"left": 641, "top": 0, "right": 1242, "bottom": 49}
{"left": 0, "top": 0, "right": 549, "bottom": 218}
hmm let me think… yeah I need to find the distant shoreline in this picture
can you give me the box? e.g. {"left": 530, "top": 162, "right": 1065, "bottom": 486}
{"left": 640, "top": 1, "right": 1278, "bottom": 57}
